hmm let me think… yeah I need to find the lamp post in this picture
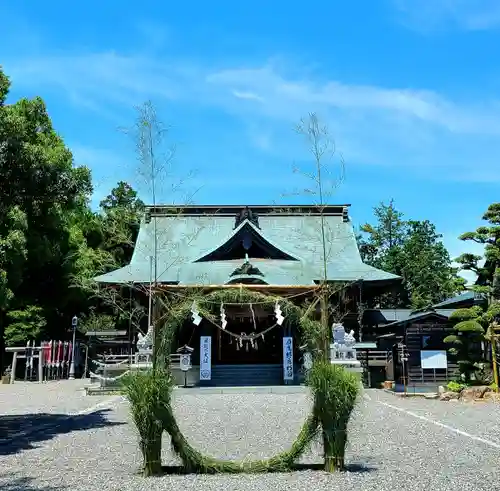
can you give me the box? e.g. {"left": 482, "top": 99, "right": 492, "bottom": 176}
{"left": 69, "top": 315, "right": 78, "bottom": 380}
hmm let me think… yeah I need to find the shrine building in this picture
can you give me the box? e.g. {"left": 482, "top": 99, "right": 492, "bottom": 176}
{"left": 95, "top": 205, "right": 401, "bottom": 386}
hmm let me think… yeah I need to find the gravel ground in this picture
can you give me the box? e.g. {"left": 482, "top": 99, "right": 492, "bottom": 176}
{"left": 0, "top": 380, "right": 118, "bottom": 448}
{"left": 0, "top": 380, "right": 111, "bottom": 416}
{"left": 371, "top": 390, "right": 500, "bottom": 443}
{"left": 1, "top": 388, "right": 500, "bottom": 491}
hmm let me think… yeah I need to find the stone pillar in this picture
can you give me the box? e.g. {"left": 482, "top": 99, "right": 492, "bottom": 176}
{"left": 10, "top": 351, "right": 17, "bottom": 384}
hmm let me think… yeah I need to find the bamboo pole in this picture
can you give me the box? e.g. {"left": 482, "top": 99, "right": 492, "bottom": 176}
{"left": 320, "top": 287, "right": 330, "bottom": 362}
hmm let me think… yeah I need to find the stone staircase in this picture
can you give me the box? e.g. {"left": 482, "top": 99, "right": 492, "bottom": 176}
{"left": 207, "top": 364, "right": 285, "bottom": 387}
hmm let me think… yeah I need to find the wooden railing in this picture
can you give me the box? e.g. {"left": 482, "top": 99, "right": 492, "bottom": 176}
{"left": 95, "top": 350, "right": 392, "bottom": 370}
{"left": 358, "top": 350, "right": 390, "bottom": 366}
{"left": 94, "top": 352, "right": 182, "bottom": 368}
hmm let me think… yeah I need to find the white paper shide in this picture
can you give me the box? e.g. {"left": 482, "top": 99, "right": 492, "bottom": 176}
{"left": 199, "top": 336, "right": 212, "bottom": 380}
{"left": 283, "top": 336, "right": 294, "bottom": 381}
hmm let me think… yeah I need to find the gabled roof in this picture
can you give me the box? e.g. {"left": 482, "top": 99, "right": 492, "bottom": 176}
{"left": 95, "top": 205, "right": 401, "bottom": 286}
{"left": 384, "top": 310, "right": 452, "bottom": 328}
{"left": 379, "top": 309, "right": 414, "bottom": 323}
{"left": 365, "top": 308, "right": 456, "bottom": 326}
{"left": 431, "top": 291, "right": 484, "bottom": 309}
{"left": 194, "top": 219, "right": 299, "bottom": 262}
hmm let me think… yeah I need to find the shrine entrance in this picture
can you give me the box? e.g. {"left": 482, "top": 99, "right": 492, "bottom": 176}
{"left": 214, "top": 305, "right": 283, "bottom": 365}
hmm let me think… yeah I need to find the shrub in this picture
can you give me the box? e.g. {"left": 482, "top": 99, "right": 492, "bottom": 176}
{"left": 446, "top": 381, "right": 467, "bottom": 393}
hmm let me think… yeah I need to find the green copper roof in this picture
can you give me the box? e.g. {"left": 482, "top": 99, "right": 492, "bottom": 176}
{"left": 95, "top": 205, "right": 400, "bottom": 286}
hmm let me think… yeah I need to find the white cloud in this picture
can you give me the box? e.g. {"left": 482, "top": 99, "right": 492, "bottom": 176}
{"left": 3, "top": 51, "right": 198, "bottom": 110}
{"left": 203, "top": 65, "right": 500, "bottom": 180}
{"left": 393, "top": 0, "right": 500, "bottom": 32}
{"left": 4, "top": 50, "right": 500, "bottom": 181}
{"left": 207, "top": 65, "right": 500, "bottom": 135}
{"left": 231, "top": 90, "right": 264, "bottom": 102}
{"left": 6, "top": 52, "right": 500, "bottom": 135}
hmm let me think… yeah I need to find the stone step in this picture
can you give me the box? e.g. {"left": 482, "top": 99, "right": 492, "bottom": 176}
{"left": 211, "top": 368, "right": 282, "bottom": 374}
{"left": 210, "top": 373, "right": 283, "bottom": 381}
{"left": 210, "top": 376, "right": 282, "bottom": 382}
{"left": 209, "top": 365, "right": 284, "bottom": 387}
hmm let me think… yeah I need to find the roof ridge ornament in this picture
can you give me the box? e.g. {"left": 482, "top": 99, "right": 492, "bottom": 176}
{"left": 230, "top": 260, "right": 264, "bottom": 277}
{"left": 235, "top": 206, "right": 260, "bottom": 229}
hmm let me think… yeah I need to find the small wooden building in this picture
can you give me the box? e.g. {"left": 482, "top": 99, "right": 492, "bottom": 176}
{"left": 85, "top": 330, "right": 132, "bottom": 359}
{"left": 378, "top": 292, "right": 486, "bottom": 391}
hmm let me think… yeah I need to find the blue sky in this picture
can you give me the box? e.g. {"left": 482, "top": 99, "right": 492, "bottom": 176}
{"left": 1, "top": 0, "right": 499, "bottom": 279}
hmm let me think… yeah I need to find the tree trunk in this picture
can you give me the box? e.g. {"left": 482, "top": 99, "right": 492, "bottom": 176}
{"left": 491, "top": 266, "right": 500, "bottom": 304}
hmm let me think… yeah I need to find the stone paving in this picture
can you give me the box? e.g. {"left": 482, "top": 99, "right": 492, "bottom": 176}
{"left": 0, "top": 384, "right": 499, "bottom": 491}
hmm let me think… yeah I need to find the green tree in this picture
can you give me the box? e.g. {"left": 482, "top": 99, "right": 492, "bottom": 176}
{"left": 100, "top": 180, "right": 144, "bottom": 212}
{"left": 444, "top": 307, "right": 488, "bottom": 384}
{"left": 66, "top": 181, "right": 146, "bottom": 340}
{"left": 78, "top": 309, "right": 115, "bottom": 334}
{"left": 359, "top": 201, "right": 465, "bottom": 309}
{"left": 453, "top": 203, "right": 500, "bottom": 384}
{"left": 0, "top": 66, "right": 92, "bottom": 367}
{"left": 401, "top": 220, "right": 465, "bottom": 309}
{"left": 456, "top": 203, "right": 500, "bottom": 311}
{"left": 99, "top": 181, "right": 144, "bottom": 265}
{"left": 5, "top": 305, "right": 47, "bottom": 347}
{"left": 0, "top": 66, "right": 149, "bottom": 370}
{"left": 358, "top": 199, "right": 407, "bottom": 274}
{"left": 66, "top": 181, "right": 144, "bottom": 294}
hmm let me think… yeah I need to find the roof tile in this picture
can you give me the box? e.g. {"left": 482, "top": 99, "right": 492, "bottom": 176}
{"left": 95, "top": 209, "right": 400, "bottom": 285}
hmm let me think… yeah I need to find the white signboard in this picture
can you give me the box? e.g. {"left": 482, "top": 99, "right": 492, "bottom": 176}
{"left": 200, "top": 336, "right": 212, "bottom": 380}
{"left": 420, "top": 350, "right": 447, "bottom": 370}
{"left": 180, "top": 354, "right": 191, "bottom": 372}
{"left": 283, "top": 336, "right": 294, "bottom": 381}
